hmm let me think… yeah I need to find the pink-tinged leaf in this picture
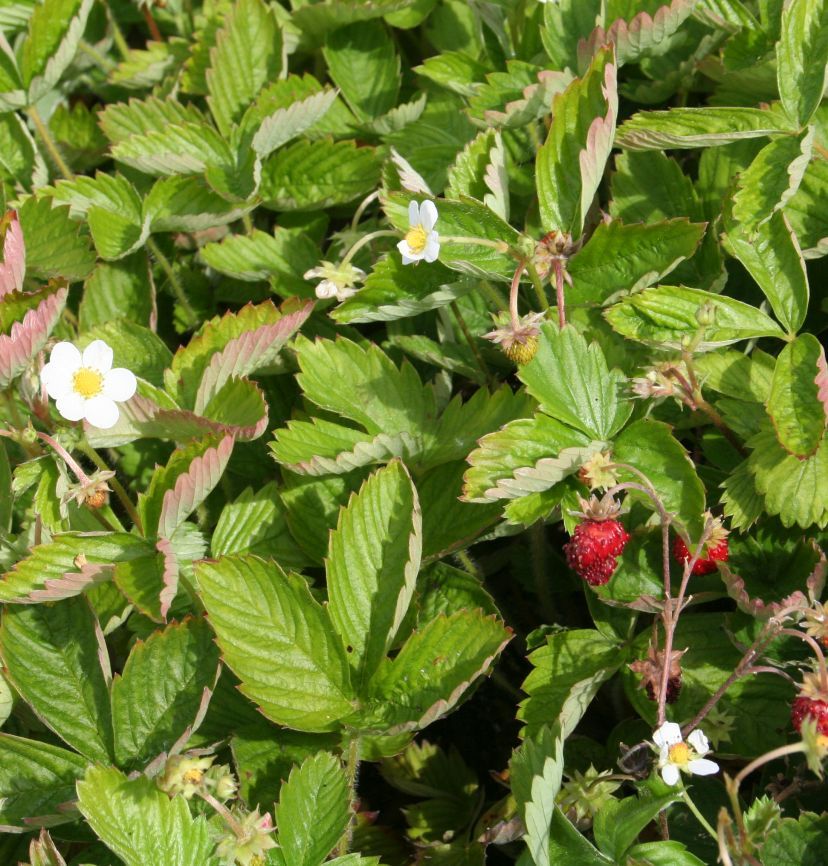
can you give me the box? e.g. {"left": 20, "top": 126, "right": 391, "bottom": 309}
{"left": 578, "top": 53, "right": 618, "bottom": 234}
{"left": 156, "top": 537, "right": 179, "bottom": 620}
{"left": 193, "top": 300, "right": 312, "bottom": 414}
{"left": 720, "top": 543, "right": 826, "bottom": 621}
{"left": 0, "top": 211, "right": 25, "bottom": 297}
{"left": 27, "top": 561, "right": 113, "bottom": 603}
{"left": 158, "top": 434, "right": 234, "bottom": 539}
{"left": 578, "top": 0, "right": 699, "bottom": 69}
{"left": 0, "top": 284, "right": 67, "bottom": 388}
{"left": 816, "top": 344, "right": 828, "bottom": 424}
{"left": 484, "top": 70, "right": 572, "bottom": 128}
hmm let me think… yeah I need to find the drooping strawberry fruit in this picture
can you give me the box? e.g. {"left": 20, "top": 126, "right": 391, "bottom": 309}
{"left": 672, "top": 514, "right": 729, "bottom": 575}
{"left": 564, "top": 493, "right": 630, "bottom": 586}
{"left": 791, "top": 672, "right": 828, "bottom": 735}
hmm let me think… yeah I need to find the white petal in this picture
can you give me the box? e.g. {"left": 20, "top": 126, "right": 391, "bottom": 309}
{"left": 688, "top": 758, "right": 719, "bottom": 777}
{"left": 423, "top": 233, "right": 440, "bottom": 263}
{"left": 55, "top": 392, "right": 86, "bottom": 421}
{"left": 83, "top": 396, "right": 120, "bottom": 429}
{"left": 408, "top": 200, "right": 420, "bottom": 226}
{"left": 420, "top": 200, "right": 438, "bottom": 231}
{"left": 41, "top": 363, "right": 74, "bottom": 399}
{"left": 103, "top": 368, "right": 137, "bottom": 402}
{"left": 352, "top": 266, "right": 367, "bottom": 279}
{"left": 687, "top": 729, "right": 710, "bottom": 755}
{"left": 653, "top": 722, "right": 683, "bottom": 748}
{"left": 657, "top": 744, "right": 670, "bottom": 767}
{"left": 660, "top": 764, "right": 680, "bottom": 786}
{"left": 315, "top": 280, "right": 339, "bottom": 299}
{"left": 82, "top": 340, "right": 113, "bottom": 373}
{"left": 303, "top": 266, "right": 324, "bottom": 280}
{"left": 335, "top": 286, "right": 357, "bottom": 302}
{"left": 48, "top": 341, "right": 82, "bottom": 370}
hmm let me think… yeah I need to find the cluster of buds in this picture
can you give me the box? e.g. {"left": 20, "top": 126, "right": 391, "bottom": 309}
{"left": 802, "top": 601, "right": 828, "bottom": 649}
{"left": 531, "top": 230, "right": 578, "bottom": 282}
{"left": 577, "top": 450, "right": 619, "bottom": 491}
{"left": 214, "top": 808, "right": 277, "bottom": 866}
{"left": 158, "top": 753, "right": 237, "bottom": 802}
{"left": 556, "top": 766, "right": 620, "bottom": 829}
{"left": 304, "top": 260, "right": 366, "bottom": 303}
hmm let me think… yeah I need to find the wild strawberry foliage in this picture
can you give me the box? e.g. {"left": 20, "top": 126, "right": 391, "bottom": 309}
{"left": 0, "top": 0, "right": 827, "bottom": 864}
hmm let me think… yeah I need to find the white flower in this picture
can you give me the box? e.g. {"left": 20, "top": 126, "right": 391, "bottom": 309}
{"left": 41, "top": 340, "right": 137, "bottom": 429}
{"left": 304, "top": 260, "right": 365, "bottom": 302}
{"left": 398, "top": 199, "right": 439, "bottom": 265}
{"left": 652, "top": 722, "right": 719, "bottom": 786}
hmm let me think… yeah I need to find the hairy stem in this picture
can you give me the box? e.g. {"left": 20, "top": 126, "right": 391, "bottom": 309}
{"left": 27, "top": 106, "right": 73, "bottom": 180}
{"left": 78, "top": 443, "right": 143, "bottom": 534}
{"left": 147, "top": 238, "right": 198, "bottom": 329}
{"left": 336, "top": 736, "right": 361, "bottom": 857}
{"left": 552, "top": 259, "right": 566, "bottom": 329}
{"left": 451, "top": 301, "right": 493, "bottom": 387}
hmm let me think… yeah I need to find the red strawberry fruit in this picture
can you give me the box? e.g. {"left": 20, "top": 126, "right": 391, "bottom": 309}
{"left": 791, "top": 672, "right": 828, "bottom": 735}
{"left": 673, "top": 515, "right": 729, "bottom": 575}
{"left": 564, "top": 494, "right": 630, "bottom": 586}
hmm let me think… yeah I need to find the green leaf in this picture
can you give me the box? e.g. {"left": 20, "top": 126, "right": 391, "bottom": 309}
{"left": 541, "top": 0, "right": 602, "bottom": 70}
{"left": 108, "top": 38, "right": 190, "bottom": 91}
{"left": 519, "top": 630, "right": 625, "bottom": 738}
{"left": 0, "top": 733, "right": 87, "bottom": 828}
{"left": 139, "top": 435, "right": 234, "bottom": 540}
{"left": 694, "top": 349, "right": 775, "bottom": 403}
{"left": 362, "top": 609, "right": 511, "bottom": 734}
{"left": 294, "top": 335, "right": 433, "bottom": 436}
{"left": 760, "top": 812, "right": 828, "bottom": 866}
{"left": 747, "top": 426, "right": 828, "bottom": 528}
{"left": 0, "top": 286, "right": 66, "bottom": 390}
{"left": 146, "top": 175, "right": 252, "bottom": 232}
{"left": 260, "top": 139, "right": 382, "bottom": 211}
{"left": 212, "top": 482, "right": 310, "bottom": 569}
{"left": 592, "top": 793, "right": 681, "bottom": 861}
{"left": 0, "top": 598, "right": 114, "bottom": 762}
{"left": 332, "top": 255, "right": 470, "bottom": 324}
{"left": 206, "top": 0, "right": 282, "bottom": 137}
{"left": 767, "top": 334, "right": 826, "bottom": 458}
{"left": 200, "top": 227, "right": 318, "bottom": 296}
{"left": 611, "top": 150, "right": 702, "bottom": 223}
{"left": 0, "top": 112, "right": 40, "bottom": 189}
{"left": 730, "top": 129, "right": 814, "bottom": 228}
{"left": 626, "top": 841, "right": 705, "bottom": 865}
{"left": 76, "top": 766, "right": 218, "bottom": 866}
{"left": 196, "top": 555, "right": 355, "bottom": 732}
{"left": 536, "top": 45, "right": 617, "bottom": 238}
{"left": 580, "top": 0, "right": 699, "bottom": 68}
{"left": 0, "top": 532, "right": 153, "bottom": 602}
{"left": 546, "top": 808, "right": 613, "bottom": 864}
{"left": 463, "top": 414, "right": 597, "bottom": 503}
{"left": 50, "top": 173, "right": 148, "bottom": 261}
{"left": 0, "top": 440, "right": 10, "bottom": 534}
{"left": 722, "top": 209, "right": 809, "bottom": 335}
{"left": 617, "top": 106, "right": 794, "bottom": 150}
{"left": 614, "top": 418, "right": 706, "bottom": 536}
{"left": 276, "top": 752, "right": 351, "bottom": 866}
{"left": 604, "top": 284, "right": 786, "bottom": 348}
{"left": 80, "top": 254, "right": 154, "bottom": 331}
{"left": 414, "top": 51, "right": 488, "bottom": 98}
{"left": 18, "top": 196, "right": 95, "bottom": 281}
{"left": 111, "top": 121, "right": 232, "bottom": 177}
{"left": 250, "top": 89, "right": 339, "bottom": 160}
{"left": 98, "top": 96, "right": 208, "bottom": 146}
{"left": 328, "top": 462, "right": 420, "bottom": 689}
{"left": 323, "top": 20, "right": 400, "bottom": 121}
{"left": 111, "top": 617, "right": 220, "bottom": 767}
{"left": 292, "top": 0, "right": 420, "bottom": 37}
{"left": 566, "top": 218, "right": 707, "bottom": 306}
{"left": 20, "top": 0, "right": 93, "bottom": 101}
{"left": 776, "top": 0, "right": 828, "bottom": 127}
{"left": 518, "top": 324, "right": 631, "bottom": 440}
{"left": 510, "top": 723, "right": 565, "bottom": 866}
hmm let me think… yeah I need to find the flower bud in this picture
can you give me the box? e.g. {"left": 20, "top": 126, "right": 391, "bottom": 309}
{"left": 158, "top": 754, "right": 214, "bottom": 799}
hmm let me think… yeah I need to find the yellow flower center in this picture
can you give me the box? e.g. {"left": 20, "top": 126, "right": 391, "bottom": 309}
{"left": 405, "top": 223, "right": 428, "bottom": 253}
{"left": 182, "top": 769, "right": 203, "bottom": 785}
{"left": 72, "top": 368, "right": 104, "bottom": 398}
{"left": 668, "top": 742, "right": 691, "bottom": 766}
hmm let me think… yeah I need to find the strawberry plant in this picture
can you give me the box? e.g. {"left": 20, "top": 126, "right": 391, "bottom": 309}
{"left": 0, "top": 0, "right": 826, "bottom": 865}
